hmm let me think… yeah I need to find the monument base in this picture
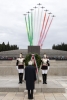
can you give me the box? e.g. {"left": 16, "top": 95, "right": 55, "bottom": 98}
{"left": 28, "top": 46, "right": 40, "bottom": 55}
{"left": 0, "top": 76, "right": 65, "bottom": 93}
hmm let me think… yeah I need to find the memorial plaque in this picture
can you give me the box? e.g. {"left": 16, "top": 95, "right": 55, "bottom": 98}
{"left": 28, "top": 46, "right": 40, "bottom": 55}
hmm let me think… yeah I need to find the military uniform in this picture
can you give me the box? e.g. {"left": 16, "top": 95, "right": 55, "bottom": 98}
{"left": 41, "top": 54, "right": 49, "bottom": 84}
{"left": 16, "top": 54, "right": 25, "bottom": 84}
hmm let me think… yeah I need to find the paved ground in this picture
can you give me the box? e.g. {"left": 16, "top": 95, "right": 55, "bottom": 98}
{"left": 0, "top": 92, "right": 67, "bottom": 100}
{"left": 0, "top": 76, "right": 67, "bottom": 99}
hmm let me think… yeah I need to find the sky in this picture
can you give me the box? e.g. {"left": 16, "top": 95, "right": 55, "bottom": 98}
{"left": 0, "top": 0, "right": 67, "bottom": 49}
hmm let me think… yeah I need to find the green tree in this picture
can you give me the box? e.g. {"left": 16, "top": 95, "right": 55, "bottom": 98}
{"left": 52, "top": 43, "right": 67, "bottom": 51}
{"left": 0, "top": 42, "right": 19, "bottom": 52}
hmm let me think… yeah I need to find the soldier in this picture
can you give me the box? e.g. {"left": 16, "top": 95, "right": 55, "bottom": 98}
{"left": 41, "top": 54, "right": 50, "bottom": 84}
{"left": 16, "top": 53, "right": 25, "bottom": 84}
{"left": 47, "top": 56, "right": 50, "bottom": 71}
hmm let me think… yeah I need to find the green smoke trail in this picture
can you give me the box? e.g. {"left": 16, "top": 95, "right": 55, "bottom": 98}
{"left": 24, "top": 15, "right": 30, "bottom": 42}
{"left": 27, "top": 13, "right": 33, "bottom": 45}
{"left": 24, "top": 14, "right": 32, "bottom": 45}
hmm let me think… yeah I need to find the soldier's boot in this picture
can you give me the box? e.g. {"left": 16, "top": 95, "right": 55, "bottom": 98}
{"left": 20, "top": 73, "right": 23, "bottom": 83}
{"left": 18, "top": 73, "right": 21, "bottom": 84}
{"left": 45, "top": 74, "right": 47, "bottom": 84}
{"left": 42, "top": 74, "right": 45, "bottom": 84}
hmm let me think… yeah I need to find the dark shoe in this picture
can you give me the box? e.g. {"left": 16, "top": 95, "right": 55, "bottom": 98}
{"left": 28, "top": 98, "right": 33, "bottom": 99}
{"left": 30, "top": 95, "right": 33, "bottom": 99}
{"left": 45, "top": 82, "right": 47, "bottom": 84}
{"left": 30, "top": 96, "right": 33, "bottom": 99}
{"left": 31, "top": 97, "right": 33, "bottom": 99}
{"left": 28, "top": 97, "right": 31, "bottom": 99}
{"left": 28, "top": 95, "right": 31, "bottom": 99}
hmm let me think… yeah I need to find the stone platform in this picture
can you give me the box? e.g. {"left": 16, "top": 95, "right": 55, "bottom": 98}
{"left": 0, "top": 60, "right": 67, "bottom": 76}
{"left": 0, "top": 76, "right": 67, "bottom": 93}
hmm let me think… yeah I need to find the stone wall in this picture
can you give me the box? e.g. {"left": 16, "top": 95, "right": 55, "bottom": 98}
{"left": 0, "top": 60, "right": 67, "bottom": 76}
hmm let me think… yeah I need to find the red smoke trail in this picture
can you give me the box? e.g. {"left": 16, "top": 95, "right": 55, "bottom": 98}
{"left": 40, "top": 17, "right": 53, "bottom": 47}
{"left": 38, "top": 12, "right": 46, "bottom": 45}
{"left": 39, "top": 14, "right": 50, "bottom": 46}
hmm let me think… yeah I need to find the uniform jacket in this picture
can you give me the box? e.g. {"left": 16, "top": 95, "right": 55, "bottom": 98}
{"left": 41, "top": 58, "right": 48, "bottom": 70}
{"left": 16, "top": 57, "right": 24, "bottom": 69}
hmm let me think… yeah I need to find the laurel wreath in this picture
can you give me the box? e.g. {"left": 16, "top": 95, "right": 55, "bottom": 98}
{"left": 24, "top": 54, "right": 41, "bottom": 69}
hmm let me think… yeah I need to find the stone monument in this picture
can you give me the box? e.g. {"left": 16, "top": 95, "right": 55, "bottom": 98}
{"left": 28, "top": 46, "right": 40, "bottom": 55}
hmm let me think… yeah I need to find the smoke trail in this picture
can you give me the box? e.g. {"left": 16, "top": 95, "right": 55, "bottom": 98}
{"left": 38, "top": 7, "right": 44, "bottom": 42}
{"left": 38, "top": 12, "right": 46, "bottom": 45}
{"left": 39, "top": 14, "right": 50, "bottom": 46}
{"left": 41, "top": 17, "right": 53, "bottom": 47}
{"left": 24, "top": 15, "right": 30, "bottom": 42}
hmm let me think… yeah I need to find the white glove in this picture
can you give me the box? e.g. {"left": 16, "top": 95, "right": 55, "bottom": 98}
{"left": 16, "top": 66, "right": 18, "bottom": 70}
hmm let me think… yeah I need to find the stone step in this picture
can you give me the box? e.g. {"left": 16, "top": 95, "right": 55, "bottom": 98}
{"left": 0, "top": 81, "right": 65, "bottom": 93}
